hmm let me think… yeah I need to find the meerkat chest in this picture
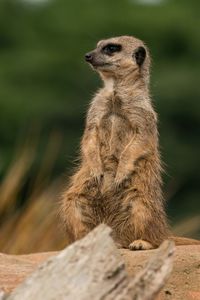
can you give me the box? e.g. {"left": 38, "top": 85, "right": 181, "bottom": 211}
{"left": 98, "top": 109, "right": 133, "bottom": 160}
{"left": 101, "top": 112, "right": 131, "bottom": 138}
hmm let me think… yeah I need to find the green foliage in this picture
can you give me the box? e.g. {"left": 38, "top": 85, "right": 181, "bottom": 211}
{"left": 0, "top": 0, "right": 199, "bottom": 224}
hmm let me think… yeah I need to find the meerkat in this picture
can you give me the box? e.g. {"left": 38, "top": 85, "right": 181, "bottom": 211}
{"left": 60, "top": 35, "right": 200, "bottom": 250}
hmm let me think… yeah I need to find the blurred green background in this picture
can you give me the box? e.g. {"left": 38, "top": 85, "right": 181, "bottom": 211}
{"left": 0, "top": 0, "right": 199, "bottom": 253}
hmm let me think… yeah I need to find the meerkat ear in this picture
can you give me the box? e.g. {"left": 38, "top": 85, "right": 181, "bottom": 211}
{"left": 133, "top": 46, "right": 146, "bottom": 66}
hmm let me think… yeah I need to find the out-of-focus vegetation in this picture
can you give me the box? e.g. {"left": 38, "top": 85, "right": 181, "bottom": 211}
{"left": 0, "top": 134, "right": 66, "bottom": 253}
{"left": 0, "top": 140, "right": 198, "bottom": 254}
{"left": 0, "top": 0, "right": 200, "bottom": 253}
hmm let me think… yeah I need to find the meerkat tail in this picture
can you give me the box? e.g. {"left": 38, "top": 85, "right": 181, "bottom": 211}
{"left": 169, "top": 236, "right": 200, "bottom": 246}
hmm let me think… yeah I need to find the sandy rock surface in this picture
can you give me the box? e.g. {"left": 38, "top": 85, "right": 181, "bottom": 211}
{"left": 0, "top": 252, "right": 56, "bottom": 294}
{"left": 0, "top": 245, "right": 199, "bottom": 299}
{"left": 121, "top": 245, "right": 200, "bottom": 300}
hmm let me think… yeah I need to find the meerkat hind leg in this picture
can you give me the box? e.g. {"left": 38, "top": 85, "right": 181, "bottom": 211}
{"left": 129, "top": 239, "right": 154, "bottom": 251}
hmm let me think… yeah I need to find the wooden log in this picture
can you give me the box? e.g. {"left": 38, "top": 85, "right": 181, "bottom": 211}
{"left": 7, "top": 225, "right": 128, "bottom": 300}
{"left": 0, "top": 290, "right": 6, "bottom": 300}
{"left": 97, "top": 240, "right": 174, "bottom": 300}
{"left": 1, "top": 245, "right": 199, "bottom": 299}
{"left": 5, "top": 225, "right": 174, "bottom": 300}
{"left": 123, "top": 240, "right": 174, "bottom": 300}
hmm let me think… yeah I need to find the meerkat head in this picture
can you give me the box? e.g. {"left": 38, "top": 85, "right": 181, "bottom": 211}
{"left": 85, "top": 35, "right": 150, "bottom": 85}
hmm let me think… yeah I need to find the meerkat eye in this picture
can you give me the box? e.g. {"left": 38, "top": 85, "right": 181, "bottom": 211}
{"left": 102, "top": 43, "right": 122, "bottom": 55}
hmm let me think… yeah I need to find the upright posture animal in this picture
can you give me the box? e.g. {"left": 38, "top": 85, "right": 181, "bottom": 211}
{"left": 61, "top": 35, "right": 170, "bottom": 250}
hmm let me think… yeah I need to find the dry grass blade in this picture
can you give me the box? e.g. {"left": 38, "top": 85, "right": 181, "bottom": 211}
{"left": 0, "top": 142, "right": 36, "bottom": 213}
{"left": 0, "top": 133, "right": 67, "bottom": 254}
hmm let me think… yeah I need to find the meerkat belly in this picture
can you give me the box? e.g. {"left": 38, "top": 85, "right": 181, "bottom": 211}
{"left": 99, "top": 113, "right": 133, "bottom": 171}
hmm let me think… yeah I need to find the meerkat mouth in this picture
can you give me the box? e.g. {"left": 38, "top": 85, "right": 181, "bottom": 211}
{"left": 91, "top": 62, "right": 112, "bottom": 69}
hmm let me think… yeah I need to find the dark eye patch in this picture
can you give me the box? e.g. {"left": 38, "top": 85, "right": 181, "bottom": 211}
{"left": 102, "top": 43, "right": 122, "bottom": 55}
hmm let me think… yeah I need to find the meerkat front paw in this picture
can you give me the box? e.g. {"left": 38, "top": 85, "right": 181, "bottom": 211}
{"left": 129, "top": 239, "right": 154, "bottom": 251}
{"left": 88, "top": 172, "right": 104, "bottom": 186}
{"left": 114, "top": 169, "right": 130, "bottom": 187}
{"left": 93, "top": 173, "right": 104, "bottom": 185}
{"left": 114, "top": 163, "right": 134, "bottom": 187}
{"left": 90, "top": 167, "right": 104, "bottom": 184}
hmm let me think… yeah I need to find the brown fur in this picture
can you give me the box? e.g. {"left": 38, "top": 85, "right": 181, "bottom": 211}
{"left": 60, "top": 36, "right": 198, "bottom": 250}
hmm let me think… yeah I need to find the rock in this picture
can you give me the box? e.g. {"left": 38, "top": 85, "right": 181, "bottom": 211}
{"left": 0, "top": 252, "right": 56, "bottom": 294}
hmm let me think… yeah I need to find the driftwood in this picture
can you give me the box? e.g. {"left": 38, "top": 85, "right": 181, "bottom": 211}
{"left": 124, "top": 240, "right": 174, "bottom": 300}
{"left": 0, "top": 291, "right": 6, "bottom": 300}
{"left": 4, "top": 225, "right": 174, "bottom": 300}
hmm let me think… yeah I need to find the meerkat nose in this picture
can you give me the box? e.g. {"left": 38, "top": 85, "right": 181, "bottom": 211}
{"left": 85, "top": 52, "right": 93, "bottom": 62}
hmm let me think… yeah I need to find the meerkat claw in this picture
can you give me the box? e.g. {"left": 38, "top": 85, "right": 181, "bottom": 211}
{"left": 129, "top": 240, "right": 154, "bottom": 251}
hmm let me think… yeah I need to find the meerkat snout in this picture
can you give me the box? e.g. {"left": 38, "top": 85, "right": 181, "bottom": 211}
{"left": 85, "top": 52, "right": 93, "bottom": 63}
